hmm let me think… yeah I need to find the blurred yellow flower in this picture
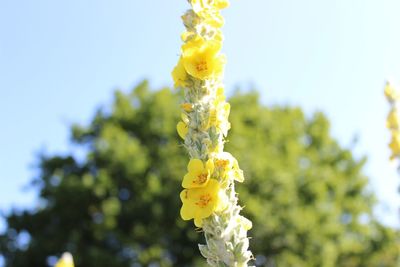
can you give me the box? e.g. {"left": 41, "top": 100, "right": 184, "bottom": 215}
{"left": 215, "top": 0, "right": 230, "bottom": 9}
{"left": 389, "top": 133, "right": 400, "bottom": 160}
{"left": 191, "top": 0, "right": 230, "bottom": 14}
{"left": 182, "top": 37, "right": 225, "bottom": 80}
{"left": 232, "top": 157, "right": 244, "bottom": 183}
{"left": 172, "top": 57, "right": 188, "bottom": 88}
{"left": 198, "top": 9, "right": 225, "bottom": 28}
{"left": 55, "top": 252, "right": 74, "bottom": 267}
{"left": 215, "top": 152, "right": 244, "bottom": 183}
{"left": 384, "top": 82, "right": 399, "bottom": 102}
{"left": 180, "top": 178, "right": 222, "bottom": 227}
{"left": 387, "top": 108, "right": 400, "bottom": 130}
{"left": 181, "top": 31, "right": 194, "bottom": 42}
{"left": 183, "top": 158, "right": 214, "bottom": 188}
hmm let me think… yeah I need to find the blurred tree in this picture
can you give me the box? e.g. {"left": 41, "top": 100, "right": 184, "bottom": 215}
{"left": 0, "top": 81, "right": 398, "bottom": 267}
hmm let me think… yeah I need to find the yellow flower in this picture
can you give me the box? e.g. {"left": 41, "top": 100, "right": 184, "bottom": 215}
{"left": 181, "top": 37, "right": 225, "bottom": 80}
{"left": 191, "top": 0, "right": 230, "bottom": 14}
{"left": 183, "top": 158, "right": 214, "bottom": 188}
{"left": 384, "top": 82, "right": 399, "bottom": 102}
{"left": 214, "top": 153, "right": 232, "bottom": 176}
{"left": 180, "top": 179, "right": 222, "bottom": 227}
{"left": 387, "top": 109, "right": 399, "bottom": 130}
{"left": 177, "top": 113, "right": 190, "bottom": 139}
{"left": 177, "top": 121, "right": 188, "bottom": 139}
{"left": 215, "top": 0, "right": 230, "bottom": 9}
{"left": 389, "top": 133, "right": 400, "bottom": 160}
{"left": 197, "top": 9, "right": 225, "bottom": 28}
{"left": 172, "top": 57, "right": 188, "bottom": 88}
{"left": 55, "top": 252, "right": 74, "bottom": 267}
{"left": 215, "top": 152, "right": 244, "bottom": 183}
{"left": 232, "top": 157, "right": 244, "bottom": 182}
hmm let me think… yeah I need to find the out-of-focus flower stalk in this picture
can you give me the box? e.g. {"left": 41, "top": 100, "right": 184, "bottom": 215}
{"left": 385, "top": 82, "right": 400, "bottom": 161}
{"left": 172, "top": 0, "right": 253, "bottom": 266}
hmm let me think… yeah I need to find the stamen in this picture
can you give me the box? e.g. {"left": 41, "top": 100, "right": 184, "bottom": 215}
{"left": 196, "top": 61, "right": 208, "bottom": 72}
{"left": 194, "top": 173, "right": 208, "bottom": 184}
{"left": 195, "top": 194, "right": 212, "bottom": 208}
{"left": 215, "top": 159, "right": 229, "bottom": 168}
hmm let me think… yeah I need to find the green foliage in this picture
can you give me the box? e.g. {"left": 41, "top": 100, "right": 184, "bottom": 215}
{"left": 1, "top": 81, "right": 398, "bottom": 266}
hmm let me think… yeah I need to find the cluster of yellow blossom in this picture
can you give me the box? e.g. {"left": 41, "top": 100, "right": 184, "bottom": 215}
{"left": 172, "top": 0, "right": 253, "bottom": 265}
{"left": 173, "top": 0, "right": 231, "bottom": 144}
{"left": 172, "top": 0, "right": 238, "bottom": 228}
{"left": 180, "top": 153, "right": 244, "bottom": 227}
{"left": 385, "top": 82, "right": 400, "bottom": 160}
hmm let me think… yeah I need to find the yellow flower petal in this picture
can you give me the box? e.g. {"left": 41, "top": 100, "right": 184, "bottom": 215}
{"left": 187, "top": 158, "right": 204, "bottom": 173}
{"left": 215, "top": 0, "right": 230, "bottom": 9}
{"left": 180, "top": 189, "right": 197, "bottom": 220}
{"left": 172, "top": 57, "right": 188, "bottom": 88}
{"left": 205, "top": 159, "right": 214, "bottom": 174}
{"left": 181, "top": 113, "right": 189, "bottom": 124}
{"left": 177, "top": 121, "right": 189, "bottom": 139}
{"left": 387, "top": 109, "right": 399, "bottom": 130}
{"left": 384, "top": 82, "right": 399, "bottom": 102}
{"left": 194, "top": 217, "right": 203, "bottom": 227}
{"left": 232, "top": 157, "right": 244, "bottom": 182}
{"left": 389, "top": 133, "right": 400, "bottom": 160}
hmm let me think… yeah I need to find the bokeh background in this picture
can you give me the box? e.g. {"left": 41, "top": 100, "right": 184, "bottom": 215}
{"left": 1, "top": 0, "right": 400, "bottom": 266}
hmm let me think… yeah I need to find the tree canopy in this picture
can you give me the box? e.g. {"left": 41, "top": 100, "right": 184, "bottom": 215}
{"left": 1, "top": 81, "right": 398, "bottom": 266}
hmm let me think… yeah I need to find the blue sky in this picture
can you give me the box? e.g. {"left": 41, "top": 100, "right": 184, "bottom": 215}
{"left": 1, "top": 0, "right": 399, "bottom": 240}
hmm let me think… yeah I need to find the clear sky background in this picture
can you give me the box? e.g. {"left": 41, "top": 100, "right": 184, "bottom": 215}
{"left": 1, "top": 0, "right": 400, "bottom": 242}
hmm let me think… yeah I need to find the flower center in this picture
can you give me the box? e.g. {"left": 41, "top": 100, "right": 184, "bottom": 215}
{"left": 195, "top": 194, "right": 212, "bottom": 208}
{"left": 194, "top": 173, "right": 208, "bottom": 185}
{"left": 215, "top": 159, "right": 229, "bottom": 168}
{"left": 196, "top": 61, "right": 208, "bottom": 72}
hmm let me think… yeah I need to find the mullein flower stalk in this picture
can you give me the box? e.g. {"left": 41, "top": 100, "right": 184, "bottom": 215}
{"left": 385, "top": 83, "right": 400, "bottom": 267}
{"left": 384, "top": 81, "right": 400, "bottom": 161}
{"left": 172, "top": 1, "right": 253, "bottom": 266}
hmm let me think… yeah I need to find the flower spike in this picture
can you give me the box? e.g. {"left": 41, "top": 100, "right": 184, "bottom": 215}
{"left": 172, "top": 0, "right": 254, "bottom": 266}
